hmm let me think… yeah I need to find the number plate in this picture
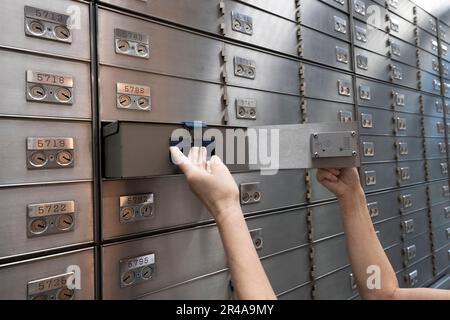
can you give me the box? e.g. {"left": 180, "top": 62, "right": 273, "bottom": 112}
{"left": 26, "top": 137, "right": 74, "bottom": 170}
{"left": 27, "top": 272, "right": 75, "bottom": 300}
{"left": 119, "top": 253, "right": 156, "bottom": 287}
{"left": 116, "top": 83, "right": 151, "bottom": 111}
{"left": 234, "top": 56, "right": 256, "bottom": 79}
{"left": 24, "top": 6, "right": 72, "bottom": 44}
{"left": 26, "top": 70, "right": 74, "bottom": 105}
{"left": 114, "top": 28, "right": 150, "bottom": 59}
{"left": 231, "top": 11, "right": 253, "bottom": 35}
{"left": 27, "top": 200, "right": 75, "bottom": 238}
{"left": 119, "top": 193, "right": 154, "bottom": 223}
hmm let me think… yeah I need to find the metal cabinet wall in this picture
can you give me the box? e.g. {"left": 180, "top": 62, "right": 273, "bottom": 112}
{"left": 0, "top": 0, "right": 448, "bottom": 300}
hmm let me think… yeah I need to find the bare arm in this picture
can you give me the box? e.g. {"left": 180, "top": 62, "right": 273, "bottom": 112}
{"left": 170, "top": 147, "right": 276, "bottom": 300}
{"left": 317, "top": 168, "right": 450, "bottom": 300}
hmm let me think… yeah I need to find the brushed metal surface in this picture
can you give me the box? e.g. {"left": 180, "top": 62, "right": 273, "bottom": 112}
{"left": 314, "top": 265, "right": 358, "bottom": 300}
{"left": 389, "top": 60, "right": 419, "bottom": 89}
{"left": 432, "top": 222, "right": 450, "bottom": 250}
{"left": 431, "top": 201, "right": 450, "bottom": 229}
{"left": 401, "top": 209, "right": 430, "bottom": 241}
{"left": 351, "top": 0, "right": 387, "bottom": 29}
{"left": 0, "top": 0, "right": 90, "bottom": 60}
{"left": 421, "top": 94, "right": 445, "bottom": 118}
{"left": 403, "top": 231, "right": 432, "bottom": 267}
{"left": 360, "top": 162, "right": 398, "bottom": 192}
{"left": 428, "top": 181, "right": 450, "bottom": 205}
{"left": 0, "top": 119, "right": 92, "bottom": 185}
{"left": 386, "top": 12, "right": 416, "bottom": 45}
{"left": 358, "top": 106, "right": 394, "bottom": 135}
{"left": 354, "top": 47, "right": 391, "bottom": 82}
{"left": 426, "top": 158, "right": 449, "bottom": 181}
{"left": 313, "top": 234, "right": 349, "bottom": 278}
{"left": 0, "top": 49, "right": 91, "bottom": 119}
{"left": 414, "top": 5, "right": 438, "bottom": 37}
{"left": 352, "top": 19, "right": 389, "bottom": 56}
{"left": 393, "top": 111, "right": 423, "bottom": 137}
{"left": 395, "top": 137, "right": 424, "bottom": 161}
{"left": 423, "top": 115, "right": 447, "bottom": 138}
{"left": 419, "top": 70, "right": 443, "bottom": 95}
{"left": 386, "top": 0, "right": 415, "bottom": 23}
{"left": 416, "top": 27, "right": 439, "bottom": 55}
{"left": 239, "top": 0, "right": 298, "bottom": 20}
{"left": 278, "top": 283, "right": 312, "bottom": 300}
{"left": 389, "top": 37, "right": 418, "bottom": 67}
{"left": 433, "top": 244, "right": 449, "bottom": 275}
{"left": 97, "top": 8, "right": 223, "bottom": 83}
{"left": 418, "top": 47, "right": 441, "bottom": 76}
{"left": 360, "top": 135, "right": 396, "bottom": 163}
{"left": 0, "top": 182, "right": 93, "bottom": 259}
{"left": 398, "top": 256, "right": 433, "bottom": 288}
{"left": 398, "top": 184, "right": 428, "bottom": 214}
{"left": 0, "top": 248, "right": 94, "bottom": 299}
{"left": 356, "top": 78, "right": 392, "bottom": 110}
{"left": 303, "top": 99, "right": 355, "bottom": 123}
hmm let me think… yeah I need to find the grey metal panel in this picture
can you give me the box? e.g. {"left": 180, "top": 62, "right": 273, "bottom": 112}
{"left": 321, "top": 0, "right": 349, "bottom": 13}
{"left": 399, "top": 256, "right": 433, "bottom": 288}
{"left": 416, "top": 27, "right": 439, "bottom": 55}
{"left": 97, "top": 0, "right": 221, "bottom": 35}
{"left": 414, "top": 6, "right": 438, "bottom": 37}
{"left": 314, "top": 265, "right": 358, "bottom": 300}
{"left": 373, "top": 217, "right": 402, "bottom": 248}
{"left": 426, "top": 158, "right": 449, "bottom": 181}
{"left": 139, "top": 272, "right": 232, "bottom": 300}
{"left": 439, "top": 22, "right": 450, "bottom": 45}
{"left": 393, "top": 112, "right": 422, "bottom": 137}
{"left": 360, "top": 135, "right": 396, "bottom": 163}
{"left": 434, "top": 244, "right": 449, "bottom": 275}
{"left": 0, "top": 0, "right": 90, "bottom": 60}
{"left": 418, "top": 48, "right": 441, "bottom": 76}
{"left": 391, "top": 85, "right": 421, "bottom": 114}
{"left": 358, "top": 106, "right": 394, "bottom": 135}
{"left": 313, "top": 234, "right": 349, "bottom": 277}
{"left": 403, "top": 232, "right": 432, "bottom": 267}
{"left": 0, "top": 248, "right": 94, "bottom": 299}
{"left": 303, "top": 99, "right": 355, "bottom": 123}
{"left": 419, "top": 70, "right": 443, "bottom": 95}
{"left": 278, "top": 283, "right": 312, "bottom": 300}
{"left": 352, "top": 19, "right": 390, "bottom": 56}
{"left": 387, "top": 0, "right": 415, "bottom": 23}
{"left": 360, "top": 162, "right": 397, "bottom": 192}
{"left": 423, "top": 115, "right": 446, "bottom": 138}
{"left": 0, "top": 119, "right": 92, "bottom": 185}
{"left": 356, "top": 78, "right": 391, "bottom": 109}
{"left": 386, "top": 13, "right": 416, "bottom": 45}
{"left": 261, "top": 246, "right": 311, "bottom": 294}
{"left": 401, "top": 209, "right": 429, "bottom": 241}
{"left": 389, "top": 60, "right": 419, "bottom": 89}
{"left": 310, "top": 201, "right": 343, "bottom": 241}
{"left": 442, "top": 41, "right": 450, "bottom": 62}
{"left": 0, "top": 182, "right": 93, "bottom": 259}
{"left": 223, "top": 0, "right": 298, "bottom": 56}
{"left": 224, "top": 43, "right": 300, "bottom": 95}
{"left": 421, "top": 94, "right": 445, "bottom": 118}
{"left": 389, "top": 37, "right": 417, "bottom": 67}
{"left": 442, "top": 60, "right": 450, "bottom": 80}
{"left": 399, "top": 184, "right": 428, "bottom": 214}
{"left": 431, "top": 201, "right": 450, "bottom": 229}
{"left": 425, "top": 138, "right": 447, "bottom": 159}
{"left": 238, "top": 0, "right": 297, "bottom": 21}
{"left": 301, "top": 63, "right": 354, "bottom": 103}
{"left": 354, "top": 47, "right": 391, "bottom": 82}
{"left": 428, "top": 181, "right": 450, "bottom": 206}
{"left": 396, "top": 160, "right": 426, "bottom": 187}
{"left": 299, "top": 26, "right": 352, "bottom": 71}
{"left": 444, "top": 80, "right": 450, "bottom": 98}
{"left": 226, "top": 86, "right": 303, "bottom": 126}
{"left": 432, "top": 223, "right": 450, "bottom": 250}
{"left": 308, "top": 169, "right": 337, "bottom": 203}
{"left": 299, "top": 0, "right": 350, "bottom": 42}
{"left": 395, "top": 136, "right": 424, "bottom": 161}
{"left": 103, "top": 122, "right": 248, "bottom": 179}
{"left": 0, "top": 50, "right": 91, "bottom": 119}
{"left": 385, "top": 243, "right": 404, "bottom": 272}
{"left": 97, "top": 8, "right": 223, "bottom": 83}
{"left": 366, "top": 189, "right": 401, "bottom": 223}
{"left": 351, "top": 0, "right": 387, "bottom": 29}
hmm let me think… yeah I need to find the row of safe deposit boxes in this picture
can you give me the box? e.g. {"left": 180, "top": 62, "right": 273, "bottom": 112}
{"left": 0, "top": 0, "right": 449, "bottom": 299}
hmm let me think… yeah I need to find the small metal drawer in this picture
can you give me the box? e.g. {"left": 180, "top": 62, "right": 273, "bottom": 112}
{"left": 401, "top": 209, "right": 429, "bottom": 241}
{"left": 313, "top": 234, "right": 350, "bottom": 278}
{"left": 358, "top": 106, "right": 394, "bottom": 136}
{"left": 419, "top": 70, "right": 443, "bottom": 95}
{"left": 398, "top": 184, "right": 428, "bottom": 214}
{"left": 360, "top": 135, "right": 396, "bottom": 163}
{"left": 389, "top": 60, "right": 419, "bottom": 89}
{"left": 426, "top": 159, "right": 449, "bottom": 181}
{"left": 403, "top": 232, "right": 432, "bottom": 267}
{"left": 356, "top": 78, "right": 392, "bottom": 110}
{"left": 386, "top": 12, "right": 416, "bottom": 45}
{"left": 399, "top": 256, "right": 434, "bottom": 288}
{"left": 299, "top": 26, "right": 352, "bottom": 71}
{"left": 394, "top": 137, "right": 424, "bottom": 161}
{"left": 302, "top": 99, "right": 355, "bottom": 124}
{"left": 366, "top": 190, "right": 400, "bottom": 223}
{"left": 0, "top": 248, "right": 94, "bottom": 299}
{"left": 431, "top": 202, "right": 450, "bottom": 229}
{"left": 278, "top": 283, "right": 312, "bottom": 300}
{"left": 388, "top": 37, "right": 417, "bottom": 67}
{"left": 385, "top": 242, "right": 404, "bottom": 272}
{"left": 428, "top": 181, "right": 450, "bottom": 206}
{"left": 396, "top": 160, "right": 426, "bottom": 187}
{"left": 414, "top": 5, "right": 438, "bottom": 37}
{"left": 352, "top": 0, "right": 387, "bottom": 30}
{"left": 423, "top": 116, "right": 447, "bottom": 138}
{"left": 391, "top": 85, "right": 421, "bottom": 114}
{"left": 310, "top": 201, "right": 344, "bottom": 241}
{"left": 374, "top": 217, "right": 402, "bottom": 248}
{"left": 431, "top": 223, "right": 450, "bottom": 250}
{"left": 439, "top": 22, "right": 450, "bottom": 45}
{"left": 393, "top": 112, "right": 423, "bottom": 137}
{"left": 301, "top": 63, "right": 354, "bottom": 103}
{"left": 418, "top": 48, "right": 442, "bottom": 76}
{"left": 360, "top": 162, "right": 398, "bottom": 193}
{"left": 354, "top": 47, "right": 391, "bottom": 82}
{"left": 416, "top": 27, "right": 439, "bottom": 55}
{"left": 421, "top": 94, "right": 445, "bottom": 118}
{"left": 433, "top": 244, "right": 450, "bottom": 276}
{"left": 314, "top": 266, "right": 358, "bottom": 300}
{"left": 387, "top": 0, "right": 415, "bottom": 23}
{"left": 352, "top": 19, "right": 389, "bottom": 56}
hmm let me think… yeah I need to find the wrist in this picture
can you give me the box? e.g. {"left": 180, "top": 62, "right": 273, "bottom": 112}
{"left": 337, "top": 188, "right": 366, "bottom": 210}
{"left": 214, "top": 203, "right": 244, "bottom": 227}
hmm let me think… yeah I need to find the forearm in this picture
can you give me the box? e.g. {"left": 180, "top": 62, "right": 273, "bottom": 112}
{"left": 338, "top": 190, "right": 399, "bottom": 299}
{"left": 216, "top": 207, "right": 276, "bottom": 300}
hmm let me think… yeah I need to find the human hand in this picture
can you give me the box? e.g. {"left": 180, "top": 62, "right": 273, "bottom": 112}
{"left": 316, "top": 167, "right": 364, "bottom": 199}
{"left": 170, "top": 146, "right": 241, "bottom": 224}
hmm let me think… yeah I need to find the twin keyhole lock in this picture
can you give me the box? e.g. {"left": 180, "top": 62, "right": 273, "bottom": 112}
{"left": 116, "top": 39, "right": 149, "bottom": 57}
{"left": 29, "top": 150, "right": 73, "bottom": 168}
{"left": 29, "top": 85, "right": 71, "bottom": 103}
{"left": 27, "top": 20, "right": 71, "bottom": 41}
